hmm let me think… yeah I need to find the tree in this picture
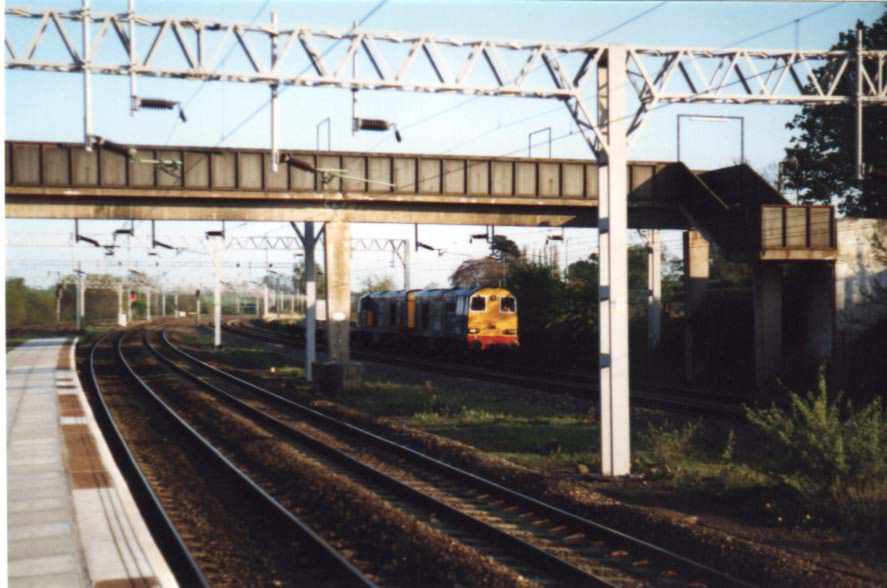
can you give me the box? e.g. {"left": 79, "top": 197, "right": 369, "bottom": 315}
{"left": 783, "top": 13, "right": 887, "bottom": 217}
{"left": 490, "top": 235, "right": 521, "bottom": 260}
{"left": 290, "top": 260, "right": 326, "bottom": 293}
{"left": 359, "top": 274, "right": 397, "bottom": 294}
{"left": 450, "top": 257, "right": 507, "bottom": 287}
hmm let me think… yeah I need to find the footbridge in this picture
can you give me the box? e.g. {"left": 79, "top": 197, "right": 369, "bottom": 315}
{"left": 4, "top": 141, "right": 837, "bottom": 263}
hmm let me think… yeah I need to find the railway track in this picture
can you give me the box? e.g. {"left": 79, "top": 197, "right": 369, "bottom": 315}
{"left": 224, "top": 321, "right": 743, "bottom": 419}
{"left": 154, "top": 326, "right": 753, "bottom": 587}
{"left": 85, "top": 331, "right": 378, "bottom": 587}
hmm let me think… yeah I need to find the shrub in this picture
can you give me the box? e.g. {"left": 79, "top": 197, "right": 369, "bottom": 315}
{"left": 744, "top": 371, "right": 886, "bottom": 532}
{"left": 640, "top": 420, "right": 700, "bottom": 479}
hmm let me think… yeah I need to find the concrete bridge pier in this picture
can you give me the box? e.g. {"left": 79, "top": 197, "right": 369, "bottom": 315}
{"left": 315, "top": 220, "right": 362, "bottom": 394}
{"left": 753, "top": 263, "right": 783, "bottom": 389}
{"left": 683, "top": 230, "right": 709, "bottom": 382}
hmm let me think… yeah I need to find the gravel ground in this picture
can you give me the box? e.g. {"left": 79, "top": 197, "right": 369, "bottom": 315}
{"left": 173, "top": 323, "right": 883, "bottom": 587}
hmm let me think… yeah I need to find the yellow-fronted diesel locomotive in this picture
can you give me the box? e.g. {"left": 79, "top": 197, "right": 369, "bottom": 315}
{"left": 357, "top": 286, "right": 519, "bottom": 351}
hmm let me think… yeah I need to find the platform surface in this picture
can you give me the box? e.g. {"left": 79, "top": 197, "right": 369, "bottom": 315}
{"left": 7, "top": 337, "right": 176, "bottom": 587}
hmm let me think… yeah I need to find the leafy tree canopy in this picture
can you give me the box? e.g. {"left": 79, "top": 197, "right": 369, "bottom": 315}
{"left": 450, "top": 257, "right": 507, "bottom": 287}
{"left": 783, "top": 12, "right": 887, "bottom": 217}
{"left": 360, "top": 274, "right": 397, "bottom": 294}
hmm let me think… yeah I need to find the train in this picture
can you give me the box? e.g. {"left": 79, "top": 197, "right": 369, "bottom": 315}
{"left": 356, "top": 286, "right": 519, "bottom": 351}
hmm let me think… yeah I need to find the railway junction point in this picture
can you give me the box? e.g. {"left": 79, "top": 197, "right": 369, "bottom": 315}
{"left": 7, "top": 338, "right": 175, "bottom": 587}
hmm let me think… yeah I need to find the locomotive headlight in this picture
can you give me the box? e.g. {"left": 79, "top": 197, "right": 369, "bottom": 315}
{"left": 468, "top": 328, "right": 479, "bottom": 334}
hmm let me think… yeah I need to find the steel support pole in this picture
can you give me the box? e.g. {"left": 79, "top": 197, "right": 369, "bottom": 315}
{"left": 82, "top": 0, "right": 92, "bottom": 149}
{"left": 128, "top": 0, "right": 136, "bottom": 114}
{"left": 403, "top": 241, "right": 411, "bottom": 289}
{"left": 75, "top": 274, "right": 84, "bottom": 330}
{"left": 270, "top": 11, "right": 279, "bottom": 173}
{"left": 263, "top": 284, "right": 269, "bottom": 319}
{"left": 214, "top": 277, "right": 222, "bottom": 347}
{"left": 304, "top": 222, "right": 317, "bottom": 381}
{"left": 598, "top": 47, "right": 631, "bottom": 477}
{"left": 117, "top": 283, "right": 125, "bottom": 326}
{"left": 145, "top": 288, "right": 151, "bottom": 321}
{"left": 647, "top": 230, "right": 662, "bottom": 352}
{"left": 856, "top": 27, "right": 865, "bottom": 180}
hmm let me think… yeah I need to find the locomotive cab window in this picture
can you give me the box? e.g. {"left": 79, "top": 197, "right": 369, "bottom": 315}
{"left": 470, "top": 296, "right": 486, "bottom": 311}
{"left": 501, "top": 296, "right": 516, "bottom": 313}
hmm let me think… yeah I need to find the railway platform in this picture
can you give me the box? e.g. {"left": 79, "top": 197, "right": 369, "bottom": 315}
{"left": 6, "top": 337, "right": 175, "bottom": 587}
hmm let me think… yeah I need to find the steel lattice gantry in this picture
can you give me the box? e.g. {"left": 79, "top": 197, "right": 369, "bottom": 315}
{"left": 7, "top": 5, "right": 887, "bottom": 477}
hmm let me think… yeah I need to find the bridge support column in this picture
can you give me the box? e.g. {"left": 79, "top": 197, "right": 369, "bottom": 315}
{"left": 316, "top": 220, "right": 361, "bottom": 394}
{"left": 174, "top": 293, "right": 178, "bottom": 316}
{"left": 753, "top": 262, "right": 783, "bottom": 388}
{"left": 684, "top": 230, "right": 709, "bottom": 382}
{"left": 255, "top": 295, "right": 261, "bottom": 317}
{"left": 127, "top": 290, "right": 133, "bottom": 323}
{"left": 263, "top": 284, "right": 270, "bottom": 320}
{"left": 647, "top": 230, "right": 662, "bottom": 353}
{"left": 161, "top": 289, "right": 166, "bottom": 317}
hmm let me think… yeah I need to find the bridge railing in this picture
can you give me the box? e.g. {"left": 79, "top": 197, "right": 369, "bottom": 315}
{"left": 758, "top": 204, "right": 836, "bottom": 260}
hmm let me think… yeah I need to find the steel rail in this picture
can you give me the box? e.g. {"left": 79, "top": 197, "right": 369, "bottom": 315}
{"left": 145, "top": 331, "right": 615, "bottom": 586}
{"left": 225, "top": 321, "right": 742, "bottom": 419}
{"left": 85, "top": 333, "right": 210, "bottom": 588}
{"left": 114, "top": 330, "right": 379, "bottom": 588}
{"left": 161, "top": 328, "right": 755, "bottom": 588}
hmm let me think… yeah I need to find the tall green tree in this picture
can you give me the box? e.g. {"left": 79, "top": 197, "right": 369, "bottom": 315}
{"left": 783, "top": 12, "right": 887, "bottom": 217}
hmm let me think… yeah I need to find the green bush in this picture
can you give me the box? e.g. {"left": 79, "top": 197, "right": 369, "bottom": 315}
{"left": 639, "top": 420, "right": 700, "bottom": 479}
{"left": 744, "top": 372, "right": 886, "bottom": 532}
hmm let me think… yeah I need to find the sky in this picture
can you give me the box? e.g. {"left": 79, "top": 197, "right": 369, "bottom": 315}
{"left": 4, "top": 0, "right": 885, "bottom": 293}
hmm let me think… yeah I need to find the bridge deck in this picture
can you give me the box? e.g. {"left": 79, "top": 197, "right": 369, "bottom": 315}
{"left": 5, "top": 141, "right": 686, "bottom": 228}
